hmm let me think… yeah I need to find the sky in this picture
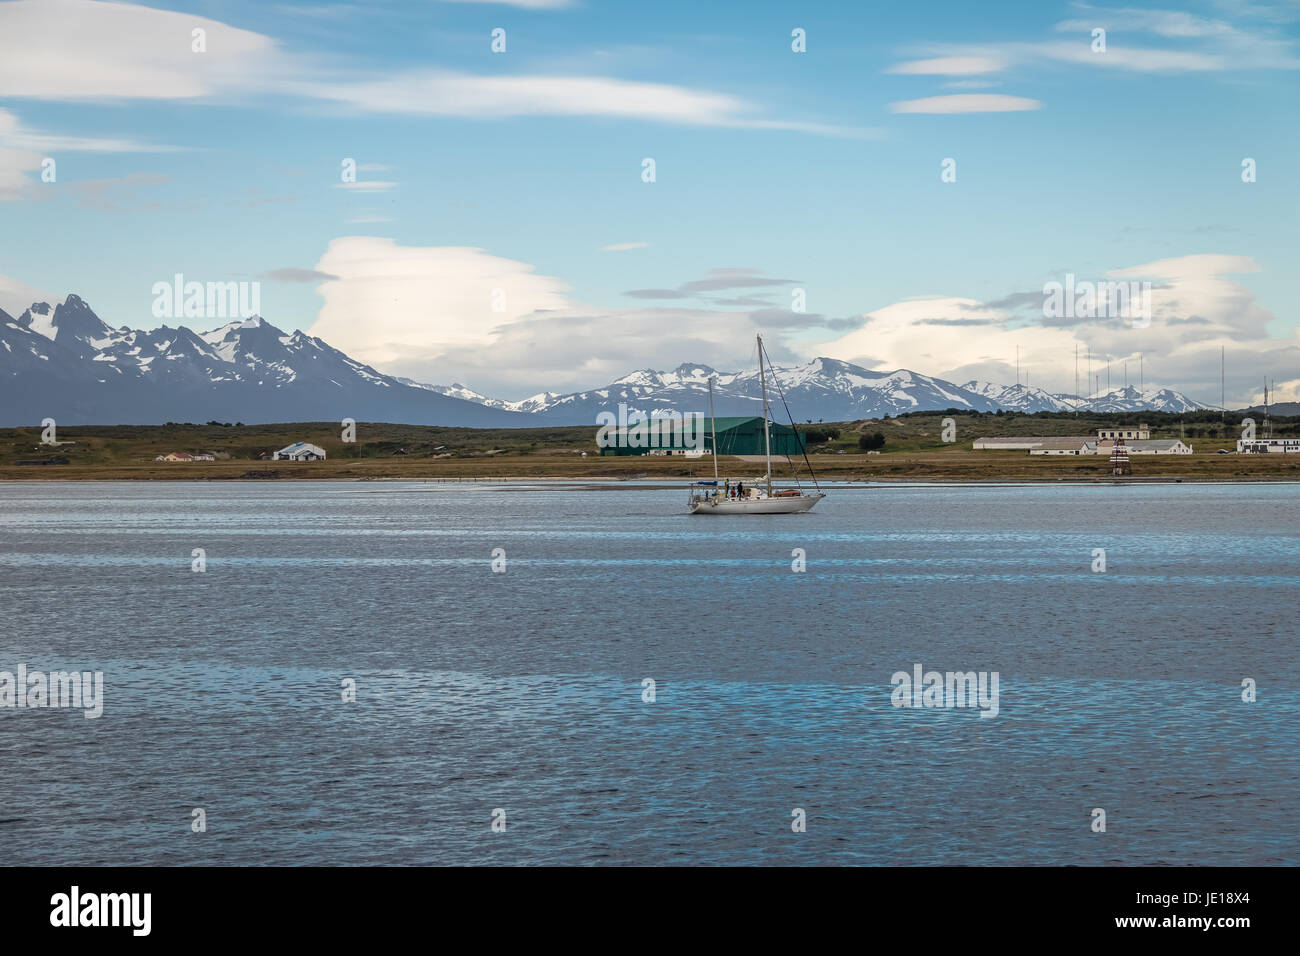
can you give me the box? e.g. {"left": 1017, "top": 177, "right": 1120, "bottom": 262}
{"left": 0, "top": 0, "right": 1297, "bottom": 405}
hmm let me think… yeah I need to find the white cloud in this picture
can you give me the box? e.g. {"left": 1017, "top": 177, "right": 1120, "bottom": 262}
{"left": 281, "top": 243, "right": 1300, "bottom": 404}
{"left": 333, "top": 181, "right": 398, "bottom": 193}
{"left": 430, "top": 305, "right": 760, "bottom": 398}
{"left": 0, "top": 0, "right": 277, "bottom": 100}
{"left": 813, "top": 254, "right": 1298, "bottom": 404}
{"left": 302, "top": 239, "right": 800, "bottom": 396}
{"left": 891, "top": 8, "right": 1300, "bottom": 79}
{"left": 0, "top": 146, "right": 42, "bottom": 199}
{"left": 887, "top": 56, "right": 1008, "bottom": 74}
{"left": 305, "top": 238, "right": 574, "bottom": 374}
{"left": 299, "top": 70, "right": 873, "bottom": 136}
{"left": 890, "top": 94, "right": 1042, "bottom": 114}
{"left": 440, "top": 0, "right": 573, "bottom": 8}
{"left": 601, "top": 242, "right": 648, "bottom": 252}
{"left": 0, "top": 272, "right": 55, "bottom": 317}
{"left": 0, "top": 0, "right": 868, "bottom": 137}
{"left": 1034, "top": 40, "right": 1226, "bottom": 71}
{"left": 816, "top": 296, "right": 1074, "bottom": 385}
{"left": 0, "top": 107, "right": 175, "bottom": 200}
{"left": 1055, "top": 10, "right": 1235, "bottom": 40}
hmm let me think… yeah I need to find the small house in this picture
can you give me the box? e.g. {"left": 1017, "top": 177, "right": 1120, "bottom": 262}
{"left": 272, "top": 442, "right": 327, "bottom": 461}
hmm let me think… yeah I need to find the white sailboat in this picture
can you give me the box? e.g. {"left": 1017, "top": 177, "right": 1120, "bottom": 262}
{"left": 688, "top": 334, "right": 826, "bottom": 515}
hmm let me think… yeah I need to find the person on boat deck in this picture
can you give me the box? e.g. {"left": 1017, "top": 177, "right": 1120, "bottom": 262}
{"left": 736, "top": 481, "right": 744, "bottom": 498}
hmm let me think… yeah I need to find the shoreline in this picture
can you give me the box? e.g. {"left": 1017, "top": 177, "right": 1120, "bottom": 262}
{"left": 2, "top": 473, "right": 1299, "bottom": 485}
{"left": 5, "top": 418, "right": 1295, "bottom": 484}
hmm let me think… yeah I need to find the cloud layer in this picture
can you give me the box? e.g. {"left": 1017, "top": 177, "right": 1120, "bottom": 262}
{"left": 0, "top": 0, "right": 867, "bottom": 137}
{"left": 300, "top": 238, "right": 1297, "bottom": 406}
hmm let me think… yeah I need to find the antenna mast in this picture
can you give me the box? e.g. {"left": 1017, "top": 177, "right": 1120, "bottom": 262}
{"left": 1264, "top": 380, "right": 1271, "bottom": 439}
{"left": 757, "top": 333, "right": 772, "bottom": 496}
{"left": 708, "top": 376, "right": 719, "bottom": 483}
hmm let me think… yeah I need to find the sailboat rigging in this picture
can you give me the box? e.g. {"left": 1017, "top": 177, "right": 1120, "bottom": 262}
{"left": 687, "top": 334, "right": 826, "bottom": 515}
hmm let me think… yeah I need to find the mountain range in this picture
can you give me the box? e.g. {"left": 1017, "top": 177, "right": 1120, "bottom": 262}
{"left": 0, "top": 295, "right": 1210, "bottom": 427}
{"left": 0, "top": 295, "right": 529, "bottom": 427}
{"left": 420, "top": 362, "right": 1208, "bottom": 421}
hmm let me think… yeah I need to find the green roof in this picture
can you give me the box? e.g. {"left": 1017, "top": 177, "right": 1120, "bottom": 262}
{"left": 607, "top": 416, "right": 797, "bottom": 433}
{"left": 711, "top": 416, "right": 779, "bottom": 431}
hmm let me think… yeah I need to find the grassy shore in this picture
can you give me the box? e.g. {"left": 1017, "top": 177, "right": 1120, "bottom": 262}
{"left": 2, "top": 414, "right": 1297, "bottom": 482}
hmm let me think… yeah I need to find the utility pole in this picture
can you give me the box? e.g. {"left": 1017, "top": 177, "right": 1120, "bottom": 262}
{"left": 1264, "top": 379, "right": 1271, "bottom": 439}
{"left": 1221, "top": 346, "right": 1225, "bottom": 421}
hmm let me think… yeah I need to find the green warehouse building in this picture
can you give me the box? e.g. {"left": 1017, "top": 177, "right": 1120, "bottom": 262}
{"left": 598, "top": 415, "right": 807, "bottom": 457}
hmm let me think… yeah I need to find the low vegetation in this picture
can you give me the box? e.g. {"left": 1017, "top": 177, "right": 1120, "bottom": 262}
{"left": 1, "top": 410, "right": 1295, "bottom": 481}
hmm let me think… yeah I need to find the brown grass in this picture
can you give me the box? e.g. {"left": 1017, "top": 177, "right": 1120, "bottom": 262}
{"left": 3, "top": 449, "right": 1297, "bottom": 482}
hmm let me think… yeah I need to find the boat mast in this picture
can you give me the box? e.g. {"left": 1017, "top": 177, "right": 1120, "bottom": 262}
{"left": 708, "top": 375, "right": 720, "bottom": 483}
{"left": 758, "top": 333, "right": 772, "bottom": 496}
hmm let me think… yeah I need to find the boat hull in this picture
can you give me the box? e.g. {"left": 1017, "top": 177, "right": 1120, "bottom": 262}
{"left": 690, "top": 493, "right": 824, "bottom": 514}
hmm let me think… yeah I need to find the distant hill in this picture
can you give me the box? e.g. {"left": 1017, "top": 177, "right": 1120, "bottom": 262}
{"left": 1240, "top": 403, "right": 1300, "bottom": 417}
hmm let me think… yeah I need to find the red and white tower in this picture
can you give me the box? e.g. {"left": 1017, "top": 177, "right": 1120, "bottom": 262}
{"left": 1109, "top": 437, "right": 1131, "bottom": 477}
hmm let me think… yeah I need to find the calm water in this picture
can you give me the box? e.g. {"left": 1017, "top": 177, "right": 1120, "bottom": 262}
{"left": 0, "top": 480, "right": 1296, "bottom": 866}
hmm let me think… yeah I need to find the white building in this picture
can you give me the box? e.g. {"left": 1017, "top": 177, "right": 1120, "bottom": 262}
{"left": 1097, "top": 426, "right": 1150, "bottom": 440}
{"left": 975, "top": 436, "right": 1093, "bottom": 451}
{"left": 1237, "top": 437, "right": 1300, "bottom": 454}
{"left": 1028, "top": 439, "right": 1097, "bottom": 456}
{"left": 1098, "top": 439, "right": 1192, "bottom": 455}
{"left": 272, "top": 442, "right": 327, "bottom": 461}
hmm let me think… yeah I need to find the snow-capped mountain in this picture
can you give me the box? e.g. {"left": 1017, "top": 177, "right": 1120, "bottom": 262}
{"left": 961, "top": 381, "right": 1078, "bottom": 413}
{"left": 425, "top": 359, "right": 1203, "bottom": 423}
{"left": 436, "top": 358, "right": 1007, "bottom": 423}
{"left": 415, "top": 360, "right": 1208, "bottom": 423}
{"left": 395, "top": 378, "right": 517, "bottom": 410}
{"left": 0, "top": 293, "right": 1210, "bottom": 426}
{"left": 0, "top": 295, "right": 529, "bottom": 426}
{"left": 961, "top": 380, "right": 1207, "bottom": 414}
{"left": 1076, "top": 384, "right": 1207, "bottom": 413}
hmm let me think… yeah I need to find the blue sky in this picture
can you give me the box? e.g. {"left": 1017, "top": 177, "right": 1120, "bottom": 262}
{"left": 0, "top": 0, "right": 1297, "bottom": 403}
